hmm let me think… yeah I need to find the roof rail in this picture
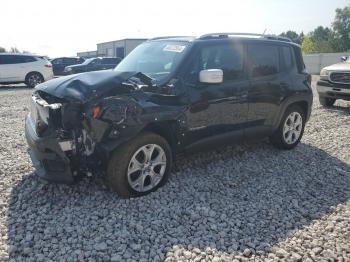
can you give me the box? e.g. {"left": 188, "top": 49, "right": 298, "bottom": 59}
{"left": 198, "top": 32, "right": 292, "bottom": 42}
{"left": 149, "top": 36, "right": 191, "bottom": 40}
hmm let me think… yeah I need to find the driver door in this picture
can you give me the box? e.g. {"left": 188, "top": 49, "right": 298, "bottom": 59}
{"left": 183, "top": 42, "right": 249, "bottom": 148}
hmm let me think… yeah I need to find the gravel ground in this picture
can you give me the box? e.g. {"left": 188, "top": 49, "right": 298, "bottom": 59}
{"left": 0, "top": 77, "right": 349, "bottom": 262}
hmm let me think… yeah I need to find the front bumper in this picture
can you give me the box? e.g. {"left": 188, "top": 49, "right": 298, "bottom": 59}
{"left": 316, "top": 80, "right": 350, "bottom": 101}
{"left": 25, "top": 114, "right": 75, "bottom": 184}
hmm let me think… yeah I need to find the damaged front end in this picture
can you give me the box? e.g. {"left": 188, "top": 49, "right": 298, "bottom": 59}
{"left": 25, "top": 71, "right": 145, "bottom": 183}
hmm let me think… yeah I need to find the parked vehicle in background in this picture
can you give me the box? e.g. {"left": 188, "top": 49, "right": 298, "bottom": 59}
{"left": 63, "top": 57, "right": 121, "bottom": 75}
{"left": 51, "top": 57, "right": 85, "bottom": 76}
{"left": 25, "top": 33, "right": 312, "bottom": 197}
{"left": 317, "top": 56, "right": 350, "bottom": 107}
{"left": 0, "top": 53, "right": 54, "bottom": 88}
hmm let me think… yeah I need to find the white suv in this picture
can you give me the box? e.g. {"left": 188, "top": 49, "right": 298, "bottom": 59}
{"left": 0, "top": 53, "right": 54, "bottom": 88}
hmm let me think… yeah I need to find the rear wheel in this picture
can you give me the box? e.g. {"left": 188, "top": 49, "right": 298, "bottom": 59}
{"left": 319, "top": 96, "right": 335, "bottom": 107}
{"left": 105, "top": 132, "right": 172, "bottom": 198}
{"left": 269, "top": 105, "right": 305, "bottom": 150}
{"left": 25, "top": 72, "right": 44, "bottom": 88}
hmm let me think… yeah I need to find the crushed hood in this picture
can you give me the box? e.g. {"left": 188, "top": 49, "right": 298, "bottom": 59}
{"left": 36, "top": 70, "right": 137, "bottom": 103}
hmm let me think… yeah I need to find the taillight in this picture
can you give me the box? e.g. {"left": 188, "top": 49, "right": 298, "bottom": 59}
{"left": 45, "top": 64, "right": 52, "bottom": 68}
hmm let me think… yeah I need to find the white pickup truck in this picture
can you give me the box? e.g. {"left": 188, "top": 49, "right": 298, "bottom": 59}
{"left": 317, "top": 56, "right": 350, "bottom": 107}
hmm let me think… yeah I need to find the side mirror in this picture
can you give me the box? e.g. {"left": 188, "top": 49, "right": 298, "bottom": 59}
{"left": 199, "top": 69, "right": 223, "bottom": 84}
{"left": 341, "top": 56, "right": 347, "bottom": 62}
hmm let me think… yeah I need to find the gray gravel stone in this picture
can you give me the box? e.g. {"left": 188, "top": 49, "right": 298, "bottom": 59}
{"left": 1, "top": 78, "right": 350, "bottom": 261}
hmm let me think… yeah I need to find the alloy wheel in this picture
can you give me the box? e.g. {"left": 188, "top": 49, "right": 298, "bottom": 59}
{"left": 28, "top": 74, "right": 43, "bottom": 87}
{"left": 127, "top": 144, "right": 167, "bottom": 192}
{"left": 283, "top": 112, "right": 303, "bottom": 144}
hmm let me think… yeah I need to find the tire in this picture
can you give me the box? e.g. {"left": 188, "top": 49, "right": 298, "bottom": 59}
{"left": 105, "top": 132, "right": 172, "bottom": 198}
{"left": 319, "top": 96, "right": 335, "bottom": 107}
{"left": 269, "top": 105, "right": 306, "bottom": 150}
{"left": 25, "top": 72, "right": 44, "bottom": 88}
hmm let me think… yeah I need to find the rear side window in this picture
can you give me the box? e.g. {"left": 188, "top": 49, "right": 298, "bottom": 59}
{"left": 0, "top": 55, "right": 36, "bottom": 64}
{"left": 197, "top": 43, "right": 244, "bottom": 81}
{"left": 22, "top": 56, "right": 36, "bottom": 63}
{"left": 248, "top": 44, "right": 279, "bottom": 77}
{"left": 292, "top": 46, "right": 305, "bottom": 73}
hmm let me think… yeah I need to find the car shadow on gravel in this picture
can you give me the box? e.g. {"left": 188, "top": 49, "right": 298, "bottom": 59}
{"left": 324, "top": 104, "right": 350, "bottom": 116}
{"left": 0, "top": 84, "right": 29, "bottom": 91}
{"left": 6, "top": 142, "right": 350, "bottom": 260}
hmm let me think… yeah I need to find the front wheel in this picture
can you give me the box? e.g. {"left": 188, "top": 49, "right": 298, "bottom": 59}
{"left": 105, "top": 132, "right": 172, "bottom": 198}
{"left": 269, "top": 105, "right": 305, "bottom": 150}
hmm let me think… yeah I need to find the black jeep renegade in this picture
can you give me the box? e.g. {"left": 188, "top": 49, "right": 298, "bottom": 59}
{"left": 25, "top": 33, "right": 313, "bottom": 197}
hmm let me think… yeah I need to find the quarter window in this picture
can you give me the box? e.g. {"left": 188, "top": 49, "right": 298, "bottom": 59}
{"left": 248, "top": 45, "right": 279, "bottom": 77}
{"left": 282, "top": 46, "right": 293, "bottom": 70}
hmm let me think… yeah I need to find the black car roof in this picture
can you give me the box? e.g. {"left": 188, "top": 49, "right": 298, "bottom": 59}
{"left": 148, "top": 33, "right": 300, "bottom": 47}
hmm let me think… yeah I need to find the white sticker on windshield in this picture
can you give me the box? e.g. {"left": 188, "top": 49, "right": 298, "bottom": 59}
{"left": 163, "top": 44, "right": 186, "bottom": 53}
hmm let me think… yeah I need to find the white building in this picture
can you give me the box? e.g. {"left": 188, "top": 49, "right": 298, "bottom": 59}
{"left": 77, "top": 38, "right": 147, "bottom": 59}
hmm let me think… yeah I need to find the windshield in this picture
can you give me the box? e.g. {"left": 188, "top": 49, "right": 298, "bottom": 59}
{"left": 114, "top": 41, "right": 189, "bottom": 82}
{"left": 81, "top": 58, "right": 95, "bottom": 65}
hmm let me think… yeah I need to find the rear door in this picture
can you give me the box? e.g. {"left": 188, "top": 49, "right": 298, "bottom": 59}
{"left": 245, "top": 43, "right": 288, "bottom": 137}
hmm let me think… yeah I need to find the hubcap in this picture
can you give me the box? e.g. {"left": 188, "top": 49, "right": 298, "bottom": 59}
{"left": 29, "top": 74, "right": 42, "bottom": 87}
{"left": 283, "top": 112, "right": 303, "bottom": 144}
{"left": 127, "top": 144, "right": 167, "bottom": 192}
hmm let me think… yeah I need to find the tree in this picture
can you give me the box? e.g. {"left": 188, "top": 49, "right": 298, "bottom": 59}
{"left": 310, "top": 26, "right": 332, "bottom": 42}
{"left": 279, "top": 31, "right": 303, "bottom": 44}
{"left": 9, "top": 47, "right": 20, "bottom": 53}
{"left": 0, "top": 47, "right": 6, "bottom": 53}
{"left": 301, "top": 36, "right": 316, "bottom": 54}
{"left": 332, "top": 5, "right": 350, "bottom": 51}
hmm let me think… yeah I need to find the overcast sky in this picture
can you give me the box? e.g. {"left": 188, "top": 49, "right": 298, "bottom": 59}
{"left": 1, "top": 0, "right": 348, "bottom": 57}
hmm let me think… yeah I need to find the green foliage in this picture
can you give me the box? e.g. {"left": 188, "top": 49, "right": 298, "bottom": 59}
{"left": 9, "top": 47, "right": 20, "bottom": 53}
{"left": 301, "top": 36, "right": 316, "bottom": 54}
{"left": 286, "top": 5, "right": 350, "bottom": 54}
{"left": 279, "top": 31, "right": 304, "bottom": 44}
{"left": 332, "top": 5, "right": 350, "bottom": 51}
{"left": 0, "top": 47, "right": 6, "bottom": 53}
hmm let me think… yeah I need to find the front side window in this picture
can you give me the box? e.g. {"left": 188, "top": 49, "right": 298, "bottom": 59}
{"left": 115, "top": 41, "right": 190, "bottom": 83}
{"left": 0, "top": 55, "right": 11, "bottom": 64}
{"left": 81, "top": 58, "right": 96, "bottom": 65}
{"left": 197, "top": 43, "right": 244, "bottom": 81}
{"left": 89, "top": 58, "right": 101, "bottom": 65}
{"left": 248, "top": 44, "right": 279, "bottom": 77}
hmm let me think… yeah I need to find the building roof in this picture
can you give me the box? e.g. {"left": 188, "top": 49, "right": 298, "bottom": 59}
{"left": 97, "top": 38, "right": 148, "bottom": 45}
